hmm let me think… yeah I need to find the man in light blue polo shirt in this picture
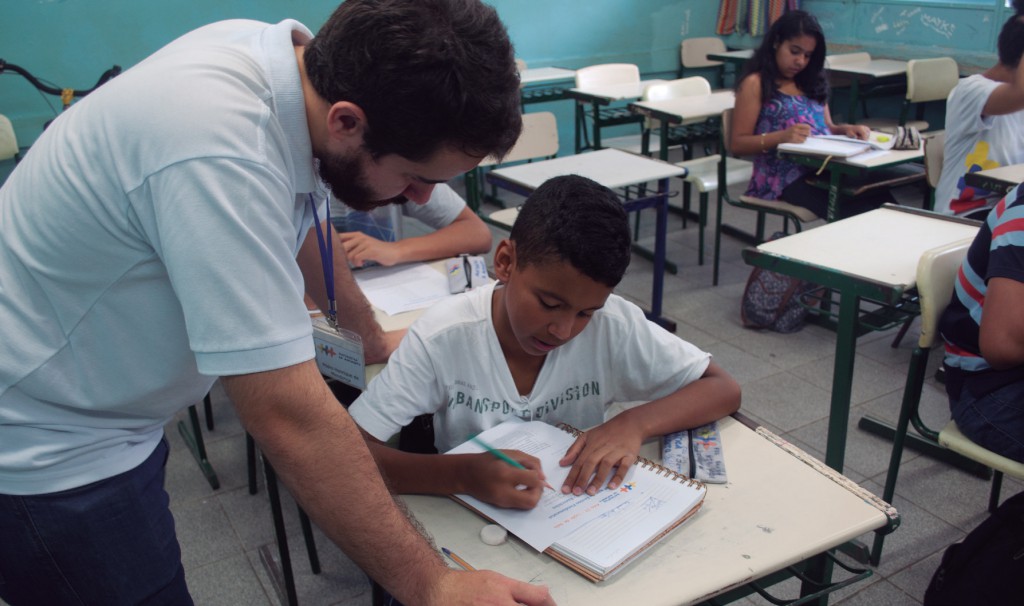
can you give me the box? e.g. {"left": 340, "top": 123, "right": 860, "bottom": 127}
{"left": 0, "top": 2, "right": 553, "bottom": 605}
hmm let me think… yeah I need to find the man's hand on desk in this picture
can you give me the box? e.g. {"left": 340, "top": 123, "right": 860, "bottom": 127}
{"left": 431, "top": 569, "right": 555, "bottom": 606}
{"left": 340, "top": 231, "right": 401, "bottom": 267}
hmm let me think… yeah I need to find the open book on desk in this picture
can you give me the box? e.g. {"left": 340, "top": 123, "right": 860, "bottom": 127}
{"left": 445, "top": 419, "right": 706, "bottom": 582}
{"left": 778, "top": 132, "right": 895, "bottom": 158}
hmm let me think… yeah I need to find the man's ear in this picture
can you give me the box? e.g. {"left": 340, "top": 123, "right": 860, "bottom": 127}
{"left": 325, "top": 101, "right": 368, "bottom": 144}
{"left": 493, "top": 239, "right": 516, "bottom": 282}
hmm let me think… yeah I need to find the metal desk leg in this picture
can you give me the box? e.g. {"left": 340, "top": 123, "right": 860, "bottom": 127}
{"left": 847, "top": 78, "right": 861, "bottom": 124}
{"left": 648, "top": 178, "right": 676, "bottom": 333}
{"left": 177, "top": 402, "right": 220, "bottom": 490}
{"left": 826, "top": 170, "right": 842, "bottom": 223}
{"left": 825, "top": 293, "right": 860, "bottom": 473}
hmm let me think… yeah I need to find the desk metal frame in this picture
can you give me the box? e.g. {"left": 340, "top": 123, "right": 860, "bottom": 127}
{"left": 568, "top": 80, "right": 664, "bottom": 153}
{"left": 963, "top": 164, "right": 1024, "bottom": 198}
{"left": 742, "top": 206, "right": 980, "bottom": 473}
{"left": 781, "top": 144, "right": 925, "bottom": 222}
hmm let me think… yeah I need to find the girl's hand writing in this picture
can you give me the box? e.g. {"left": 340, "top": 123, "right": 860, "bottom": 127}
{"left": 780, "top": 122, "right": 812, "bottom": 144}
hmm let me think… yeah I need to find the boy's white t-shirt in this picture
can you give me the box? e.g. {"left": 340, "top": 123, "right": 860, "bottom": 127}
{"left": 935, "top": 74, "right": 1024, "bottom": 216}
{"left": 349, "top": 282, "right": 711, "bottom": 453}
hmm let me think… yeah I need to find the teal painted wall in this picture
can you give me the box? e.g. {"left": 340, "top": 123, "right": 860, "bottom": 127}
{"left": 726, "top": 1, "right": 1014, "bottom": 69}
{"left": 7, "top": 1, "right": 1006, "bottom": 158}
{"left": 0, "top": 0, "right": 718, "bottom": 155}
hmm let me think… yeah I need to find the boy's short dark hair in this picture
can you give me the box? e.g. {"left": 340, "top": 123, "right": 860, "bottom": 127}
{"left": 998, "top": 13, "right": 1024, "bottom": 68}
{"left": 509, "top": 175, "right": 631, "bottom": 288}
{"left": 304, "top": 0, "right": 522, "bottom": 162}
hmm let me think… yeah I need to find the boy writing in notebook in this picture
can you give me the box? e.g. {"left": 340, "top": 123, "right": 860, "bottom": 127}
{"left": 348, "top": 175, "right": 741, "bottom": 509}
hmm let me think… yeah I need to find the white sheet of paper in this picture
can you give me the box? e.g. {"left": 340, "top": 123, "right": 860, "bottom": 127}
{"left": 354, "top": 263, "right": 450, "bottom": 315}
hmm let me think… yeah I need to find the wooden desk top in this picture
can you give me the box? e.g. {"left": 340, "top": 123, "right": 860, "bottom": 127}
{"left": 489, "top": 149, "right": 685, "bottom": 192}
{"left": 964, "top": 164, "right": 1024, "bottom": 195}
{"left": 403, "top": 415, "right": 893, "bottom": 605}
{"left": 519, "top": 67, "right": 576, "bottom": 87}
{"left": 825, "top": 58, "right": 907, "bottom": 79}
{"left": 569, "top": 79, "right": 667, "bottom": 103}
{"left": 629, "top": 91, "right": 735, "bottom": 125}
{"left": 754, "top": 206, "right": 978, "bottom": 288}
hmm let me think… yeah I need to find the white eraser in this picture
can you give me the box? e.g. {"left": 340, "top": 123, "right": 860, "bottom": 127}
{"left": 480, "top": 524, "right": 507, "bottom": 546}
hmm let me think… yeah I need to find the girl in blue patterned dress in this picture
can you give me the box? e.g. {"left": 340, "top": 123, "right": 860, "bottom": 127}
{"left": 731, "top": 10, "right": 881, "bottom": 219}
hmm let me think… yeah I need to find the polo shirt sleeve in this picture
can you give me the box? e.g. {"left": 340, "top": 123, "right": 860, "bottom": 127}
{"left": 128, "top": 157, "right": 314, "bottom": 376}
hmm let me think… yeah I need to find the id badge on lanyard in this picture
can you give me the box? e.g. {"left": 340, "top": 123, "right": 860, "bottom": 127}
{"left": 309, "top": 194, "right": 367, "bottom": 389}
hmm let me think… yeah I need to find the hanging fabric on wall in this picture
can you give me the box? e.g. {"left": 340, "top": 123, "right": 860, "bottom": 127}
{"left": 716, "top": 0, "right": 802, "bottom": 36}
{"left": 716, "top": 0, "right": 738, "bottom": 35}
{"left": 749, "top": 0, "right": 766, "bottom": 36}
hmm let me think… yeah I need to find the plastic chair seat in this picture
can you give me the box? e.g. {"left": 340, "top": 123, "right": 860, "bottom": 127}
{"left": 939, "top": 421, "right": 1024, "bottom": 480}
{"left": 737, "top": 195, "right": 821, "bottom": 222}
{"left": 676, "top": 155, "right": 752, "bottom": 194}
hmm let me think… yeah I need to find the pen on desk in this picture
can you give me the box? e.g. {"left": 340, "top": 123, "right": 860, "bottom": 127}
{"left": 470, "top": 435, "right": 556, "bottom": 491}
{"left": 442, "top": 547, "right": 476, "bottom": 571}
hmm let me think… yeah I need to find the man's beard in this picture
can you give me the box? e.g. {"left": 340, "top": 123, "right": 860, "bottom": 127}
{"left": 316, "top": 149, "right": 407, "bottom": 211}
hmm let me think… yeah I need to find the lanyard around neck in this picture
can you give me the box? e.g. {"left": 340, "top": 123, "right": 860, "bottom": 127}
{"left": 309, "top": 193, "right": 336, "bottom": 326}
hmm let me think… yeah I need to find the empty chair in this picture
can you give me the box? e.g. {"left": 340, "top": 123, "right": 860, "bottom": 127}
{"left": 859, "top": 57, "right": 960, "bottom": 133}
{"left": 679, "top": 37, "right": 727, "bottom": 87}
{"left": 0, "top": 114, "right": 20, "bottom": 164}
{"left": 464, "top": 111, "right": 559, "bottom": 214}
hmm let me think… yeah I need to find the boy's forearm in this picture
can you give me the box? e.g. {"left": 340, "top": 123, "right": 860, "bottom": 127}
{"left": 365, "top": 438, "right": 469, "bottom": 495}
{"left": 620, "top": 363, "right": 741, "bottom": 438}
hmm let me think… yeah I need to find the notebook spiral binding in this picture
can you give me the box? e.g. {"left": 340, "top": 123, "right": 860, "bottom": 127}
{"left": 556, "top": 423, "right": 705, "bottom": 490}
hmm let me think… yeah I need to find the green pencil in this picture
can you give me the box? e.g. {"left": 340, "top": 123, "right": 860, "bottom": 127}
{"left": 470, "top": 435, "right": 555, "bottom": 491}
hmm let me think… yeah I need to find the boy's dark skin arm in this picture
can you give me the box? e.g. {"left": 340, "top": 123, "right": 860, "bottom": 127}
{"left": 361, "top": 430, "right": 548, "bottom": 509}
{"left": 559, "top": 361, "right": 741, "bottom": 496}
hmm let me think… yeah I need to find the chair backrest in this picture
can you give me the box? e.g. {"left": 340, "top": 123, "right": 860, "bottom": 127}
{"left": 515, "top": 58, "right": 527, "bottom": 72}
{"left": 574, "top": 63, "right": 640, "bottom": 88}
{"left": 915, "top": 237, "right": 973, "bottom": 349}
{"left": 825, "top": 52, "right": 871, "bottom": 68}
{"left": 644, "top": 77, "right": 712, "bottom": 102}
{"left": 480, "top": 111, "right": 559, "bottom": 167}
{"left": 680, "top": 37, "right": 726, "bottom": 69}
{"left": 0, "top": 114, "right": 18, "bottom": 162}
{"left": 721, "top": 108, "right": 736, "bottom": 157}
{"left": 924, "top": 131, "right": 945, "bottom": 190}
{"left": 907, "top": 57, "right": 960, "bottom": 103}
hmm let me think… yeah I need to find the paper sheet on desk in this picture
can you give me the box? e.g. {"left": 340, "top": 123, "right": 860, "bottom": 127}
{"left": 354, "top": 263, "right": 450, "bottom": 315}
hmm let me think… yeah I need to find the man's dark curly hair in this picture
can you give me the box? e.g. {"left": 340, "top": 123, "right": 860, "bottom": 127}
{"left": 304, "top": 0, "right": 522, "bottom": 162}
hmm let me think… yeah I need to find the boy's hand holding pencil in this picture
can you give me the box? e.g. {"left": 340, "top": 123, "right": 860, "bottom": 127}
{"left": 459, "top": 436, "right": 551, "bottom": 510}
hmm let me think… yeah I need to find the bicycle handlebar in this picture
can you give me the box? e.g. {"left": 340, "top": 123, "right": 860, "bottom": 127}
{"left": 0, "top": 59, "right": 122, "bottom": 99}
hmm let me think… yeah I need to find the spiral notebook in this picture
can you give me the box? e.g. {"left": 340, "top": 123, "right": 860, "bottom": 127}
{"left": 445, "top": 419, "right": 707, "bottom": 582}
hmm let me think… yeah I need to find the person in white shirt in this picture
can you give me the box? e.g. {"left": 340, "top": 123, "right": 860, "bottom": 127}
{"left": 349, "top": 175, "right": 741, "bottom": 509}
{"left": 934, "top": 14, "right": 1024, "bottom": 218}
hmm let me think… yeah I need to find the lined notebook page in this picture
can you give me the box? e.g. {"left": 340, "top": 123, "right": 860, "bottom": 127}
{"left": 446, "top": 419, "right": 706, "bottom": 573}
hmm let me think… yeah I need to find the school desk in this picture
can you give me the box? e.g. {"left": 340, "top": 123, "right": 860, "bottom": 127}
{"left": 486, "top": 148, "right": 685, "bottom": 332}
{"left": 628, "top": 90, "right": 736, "bottom": 162}
{"left": 519, "top": 66, "right": 576, "bottom": 106}
{"left": 963, "top": 163, "right": 1024, "bottom": 198}
{"left": 741, "top": 205, "right": 980, "bottom": 473}
{"left": 402, "top": 413, "right": 897, "bottom": 606}
{"left": 705, "top": 48, "right": 753, "bottom": 71}
{"left": 569, "top": 78, "right": 666, "bottom": 153}
{"left": 824, "top": 58, "right": 908, "bottom": 125}
{"left": 779, "top": 137, "right": 925, "bottom": 222}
